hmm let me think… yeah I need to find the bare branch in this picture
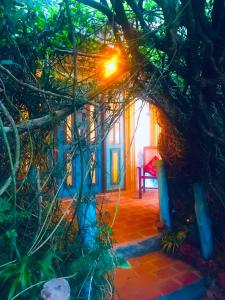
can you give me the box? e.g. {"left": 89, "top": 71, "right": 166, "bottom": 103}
{"left": 212, "top": 0, "right": 225, "bottom": 32}
{"left": 3, "top": 106, "right": 73, "bottom": 133}
{"left": 0, "top": 102, "right": 20, "bottom": 197}
{"left": 55, "top": 49, "right": 118, "bottom": 59}
{"left": 0, "top": 64, "right": 78, "bottom": 103}
{"left": 77, "top": 0, "right": 116, "bottom": 22}
{"left": 125, "top": 0, "right": 147, "bottom": 30}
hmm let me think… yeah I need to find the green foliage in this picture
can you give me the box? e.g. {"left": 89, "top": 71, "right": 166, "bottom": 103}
{"left": 0, "top": 250, "right": 60, "bottom": 299}
{"left": 66, "top": 246, "right": 130, "bottom": 299}
{"left": 0, "top": 198, "right": 30, "bottom": 225}
{"left": 0, "top": 199, "right": 11, "bottom": 224}
{"left": 161, "top": 228, "right": 188, "bottom": 255}
{"left": 5, "top": 0, "right": 223, "bottom": 298}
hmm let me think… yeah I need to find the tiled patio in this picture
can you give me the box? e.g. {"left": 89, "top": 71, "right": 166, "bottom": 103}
{"left": 114, "top": 251, "right": 204, "bottom": 300}
{"left": 59, "top": 189, "right": 159, "bottom": 242}
{"left": 96, "top": 190, "right": 160, "bottom": 245}
{"left": 61, "top": 190, "right": 205, "bottom": 299}
{"left": 96, "top": 191, "right": 205, "bottom": 300}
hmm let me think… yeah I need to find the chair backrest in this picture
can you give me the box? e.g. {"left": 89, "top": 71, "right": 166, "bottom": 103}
{"left": 143, "top": 146, "right": 160, "bottom": 167}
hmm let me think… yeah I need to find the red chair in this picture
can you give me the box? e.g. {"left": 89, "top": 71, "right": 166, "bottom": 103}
{"left": 137, "top": 146, "right": 160, "bottom": 199}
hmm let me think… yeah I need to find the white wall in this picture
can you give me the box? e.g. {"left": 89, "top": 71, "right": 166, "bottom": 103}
{"left": 135, "top": 100, "right": 150, "bottom": 167}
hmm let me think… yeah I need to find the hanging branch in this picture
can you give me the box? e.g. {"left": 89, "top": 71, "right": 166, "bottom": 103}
{"left": 0, "top": 64, "right": 77, "bottom": 102}
{"left": 3, "top": 106, "right": 73, "bottom": 134}
{"left": 78, "top": 0, "right": 117, "bottom": 23}
{"left": 0, "top": 102, "right": 20, "bottom": 197}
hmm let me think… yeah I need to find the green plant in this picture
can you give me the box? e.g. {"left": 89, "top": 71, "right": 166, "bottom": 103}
{"left": 0, "top": 250, "right": 60, "bottom": 300}
{"left": 161, "top": 228, "right": 188, "bottom": 255}
{"left": 66, "top": 247, "right": 131, "bottom": 299}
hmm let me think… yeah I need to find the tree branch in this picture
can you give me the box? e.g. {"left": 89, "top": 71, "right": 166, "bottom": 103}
{"left": 0, "top": 64, "right": 82, "bottom": 104}
{"left": 212, "top": 0, "right": 225, "bottom": 32}
{"left": 125, "top": 0, "right": 147, "bottom": 31}
{"left": 54, "top": 48, "right": 116, "bottom": 59}
{"left": 3, "top": 106, "right": 73, "bottom": 134}
{"left": 77, "top": 0, "right": 116, "bottom": 23}
{"left": 2, "top": 69, "right": 131, "bottom": 134}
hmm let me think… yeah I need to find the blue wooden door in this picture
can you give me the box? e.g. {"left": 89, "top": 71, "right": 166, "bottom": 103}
{"left": 105, "top": 109, "right": 125, "bottom": 191}
{"left": 58, "top": 108, "right": 103, "bottom": 198}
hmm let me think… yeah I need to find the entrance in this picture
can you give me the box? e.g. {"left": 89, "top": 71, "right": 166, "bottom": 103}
{"left": 135, "top": 100, "right": 160, "bottom": 189}
{"left": 58, "top": 104, "right": 125, "bottom": 197}
{"left": 58, "top": 100, "right": 160, "bottom": 198}
{"left": 105, "top": 105, "right": 125, "bottom": 191}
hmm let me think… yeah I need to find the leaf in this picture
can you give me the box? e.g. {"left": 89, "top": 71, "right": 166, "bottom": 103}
{"left": 8, "top": 276, "right": 20, "bottom": 300}
{"left": 0, "top": 263, "right": 17, "bottom": 285}
{"left": 6, "top": 229, "right": 17, "bottom": 239}
{"left": 116, "top": 256, "right": 132, "bottom": 269}
{"left": 19, "top": 257, "right": 29, "bottom": 290}
{"left": 37, "top": 250, "right": 60, "bottom": 279}
{"left": 0, "top": 199, "right": 11, "bottom": 224}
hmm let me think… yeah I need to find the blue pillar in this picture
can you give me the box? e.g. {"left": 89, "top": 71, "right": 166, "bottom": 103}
{"left": 193, "top": 182, "right": 214, "bottom": 259}
{"left": 155, "top": 160, "right": 171, "bottom": 229}
{"left": 77, "top": 197, "right": 97, "bottom": 299}
{"left": 77, "top": 197, "right": 97, "bottom": 249}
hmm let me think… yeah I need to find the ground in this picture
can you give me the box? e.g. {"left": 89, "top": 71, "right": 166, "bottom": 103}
{"left": 61, "top": 190, "right": 205, "bottom": 299}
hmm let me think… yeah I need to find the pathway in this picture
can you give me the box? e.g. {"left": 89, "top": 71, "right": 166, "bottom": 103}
{"left": 61, "top": 190, "right": 205, "bottom": 299}
{"left": 97, "top": 190, "right": 205, "bottom": 300}
{"left": 114, "top": 251, "right": 204, "bottom": 300}
{"left": 96, "top": 190, "right": 159, "bottom": 245}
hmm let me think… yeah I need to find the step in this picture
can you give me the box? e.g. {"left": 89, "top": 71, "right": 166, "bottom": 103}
{"left": 114, "top": 251, "right": 205, "bottom": 300}
{"left": 115, "top": 235, "right": 161, "bottom": 258}
{"left": 156, "top": 278, "right": 205, "bottom": 300}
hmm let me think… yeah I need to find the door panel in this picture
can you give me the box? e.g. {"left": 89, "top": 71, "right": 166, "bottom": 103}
{"left": 105, "top": 113, "right": 125, "bottom": 191}
{"left": 58, "top": 100, "right": 125, "bottom": 196}
{"left": 58, "top": 109, "right": 102, "bottom": 198}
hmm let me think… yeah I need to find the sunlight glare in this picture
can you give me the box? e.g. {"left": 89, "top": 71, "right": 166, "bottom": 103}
{"left": 104, "top": 56, "right": 118, "bottom": 77}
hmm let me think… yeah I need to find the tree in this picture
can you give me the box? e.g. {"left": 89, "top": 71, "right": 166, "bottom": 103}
{"left": 0, "top": 1, "right": 127, "bottom": 298}
{"left": 78, "top": 0, "right": 225, "bottom": 248}
{"left": 1, "top": 0, "right": 225, "bottom": 297}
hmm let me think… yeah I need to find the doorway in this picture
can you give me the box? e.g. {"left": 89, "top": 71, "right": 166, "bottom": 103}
{"left": 57, "top": 100, "right": 160, "bottom": 197}
{"left": 57, "top": 103, "right": 125, "bottom": 197}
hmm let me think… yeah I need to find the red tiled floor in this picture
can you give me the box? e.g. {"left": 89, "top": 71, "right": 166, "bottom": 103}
{"left": 96, "top": 190, "right": 160, "bottom": 246}
{"left": 60, "top": 190, "right": 159, "bottom": 245}
{"left": 61, "top": 191, "right": 203, "bottom": 299}
{"left": 114, "top": 251, "right": 202, "bottom": 300}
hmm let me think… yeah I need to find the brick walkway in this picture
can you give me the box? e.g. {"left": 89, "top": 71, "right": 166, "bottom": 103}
{"left": 61, "top": 190, "right": 205, "bottom": 299}
{"left": 96, "top": 191, "right": 204, "bottom": 300}
{"left": 114, "top": 251, "right": 203, "bottom": 300}
{"left": 59, "top": 190, "right": 159, "bottom": 242}
{"left": 97, "top": 190, "right": 159, "bottom": 245}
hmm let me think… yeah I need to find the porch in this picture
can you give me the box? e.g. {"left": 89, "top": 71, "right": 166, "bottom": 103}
{"left": 60, "top": 181, "right": 205, "bottom": 300}
{"left": 96, "top": 190, "right": 159, "bottom": 246}
{"left": 97, "top": 190, "right": 205, "bottom": 300}
{"left": 60, "top": 189, "right": 160, "bottom": 246}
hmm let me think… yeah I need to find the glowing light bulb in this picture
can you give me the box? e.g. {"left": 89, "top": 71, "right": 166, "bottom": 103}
{"left": 104, "top": 56, "right": 118, "bottom": 77}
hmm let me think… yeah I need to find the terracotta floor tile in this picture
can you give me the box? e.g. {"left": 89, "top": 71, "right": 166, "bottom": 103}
{"left": 174, "top": 271, "right": 200, "bottom": 286}
{"left": 157, "top": 278, "right": 183, "bottom": 295}
{"left": 97, "top": 190, "right": 160, "bottom": 245}
{"left": 171, "top": 261, "right": 190, "bottom": 273}
{"left": 154, "top": 266, "right": 180, "bottom": 279}
{"left": 62, "top": 191, "right": 202, "bottom": 299}
{"left": 115, "top": 252, "right": 202, "bottom": 300}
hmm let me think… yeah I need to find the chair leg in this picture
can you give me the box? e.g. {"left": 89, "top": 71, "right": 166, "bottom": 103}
{"left": 143, "top": 173, "right": 146, "bottom": 193}
{"left": 138, "top": 167, "right": 142, "bottom": 199}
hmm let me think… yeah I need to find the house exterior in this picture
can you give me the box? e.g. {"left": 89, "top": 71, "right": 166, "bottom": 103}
{"left": 56, "top": 52, "right": 160, "bottom": 198}
{"left": 57, "top": 98, "right": 160, "bottom": 198}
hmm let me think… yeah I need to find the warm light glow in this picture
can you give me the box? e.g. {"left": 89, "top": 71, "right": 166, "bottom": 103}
{"left": 104, "top": 56, "right": 118, "bottom": 77}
